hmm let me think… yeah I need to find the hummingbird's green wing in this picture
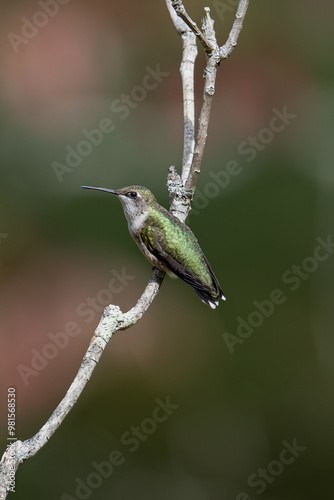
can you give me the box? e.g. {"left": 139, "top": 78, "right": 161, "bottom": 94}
{"left": 140, "top": 224, "right": 224, "bottom": 308}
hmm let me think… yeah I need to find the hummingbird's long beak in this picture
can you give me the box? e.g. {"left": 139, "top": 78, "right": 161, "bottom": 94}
{"left": 81, "top": 186, "right": 119, "bottom": 195}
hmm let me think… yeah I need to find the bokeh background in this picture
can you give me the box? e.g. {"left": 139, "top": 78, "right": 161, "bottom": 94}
{"left": 1, "top": 1, "right": 334, "bottom": 498}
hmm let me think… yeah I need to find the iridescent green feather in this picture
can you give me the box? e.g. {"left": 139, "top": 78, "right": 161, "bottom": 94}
{"left": 142, "top": 205, "right": 214, "bottom": 287}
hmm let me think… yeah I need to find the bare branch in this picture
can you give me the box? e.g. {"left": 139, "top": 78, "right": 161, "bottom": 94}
{"left": 170, "top": 0, "right": 213, "bottom": 53}
{"left": 167, "top": 2, "right": 219, "bottom": 195}
{"left": 169, "top": 1, "right": 250, "bottom": 193}
{"left": 167, "top": 166, "right": 191, "bottom": 222}
{"left": 165, "top": 0, "right": 197, "bottom": 185}
{"left": 0, "top": 269, "right": 164, "bottom": 499}
{"left": 165, "top": 0, "right": 186, "bottom": 35}
{"left": 220, "top": 0, "right": 250, "bottom": 60}
{"left": 169, "top": 2, "right": 220, "bottom": 194}
{"left": 185, "top": 8, "right": 220, "bottom": 193}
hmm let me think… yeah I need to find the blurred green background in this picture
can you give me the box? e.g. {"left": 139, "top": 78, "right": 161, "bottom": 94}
{"left": 1, "top": 0, "right": 334, "bottom": 498}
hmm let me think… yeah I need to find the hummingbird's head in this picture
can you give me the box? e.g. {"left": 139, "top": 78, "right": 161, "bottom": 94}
{"left": 81, "top": 185, "right": 157, "bottom": 224}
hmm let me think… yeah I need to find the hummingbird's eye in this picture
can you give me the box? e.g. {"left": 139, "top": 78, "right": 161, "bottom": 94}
{"left": 128, "top": 191, "right": 137, "bottom": 199}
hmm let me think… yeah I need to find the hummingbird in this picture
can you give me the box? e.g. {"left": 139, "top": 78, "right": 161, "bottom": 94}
{"left": 81, "top": 185, "right": 226, "bottom": 308}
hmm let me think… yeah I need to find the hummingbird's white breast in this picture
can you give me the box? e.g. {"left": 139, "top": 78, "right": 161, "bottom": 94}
{"left": 127, "top": 211, "right": 149, "bottom": 235}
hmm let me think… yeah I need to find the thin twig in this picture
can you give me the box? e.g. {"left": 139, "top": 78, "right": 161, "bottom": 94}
{"left": 170, "top": 2, "right": 219, "bottom": 193}
{"left": 170, "top": 1, "right": 250, "bottom": 193}
{"left": 171, "top": 0, "right": 213, "bottom": 53}
{"left": 220, "top": 0, "right": 250, "bottom": 60}
{"left": 165, "top": 0, "right": 197, "bottom": 186}
{"left": 186, "top": 7, "right": 220, "bottom": 193}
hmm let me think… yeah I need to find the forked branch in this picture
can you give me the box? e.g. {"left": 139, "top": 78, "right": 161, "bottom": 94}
{"left": 168, "top": 0, "right": 250, "bottom": 194}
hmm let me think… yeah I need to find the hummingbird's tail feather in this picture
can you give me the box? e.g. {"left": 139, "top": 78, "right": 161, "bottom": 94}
{"left": 201, "top": 254, "right": 226, "bottom": 305}
{"left": 192, "top": 286, "right": 220, "bottom": 309}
